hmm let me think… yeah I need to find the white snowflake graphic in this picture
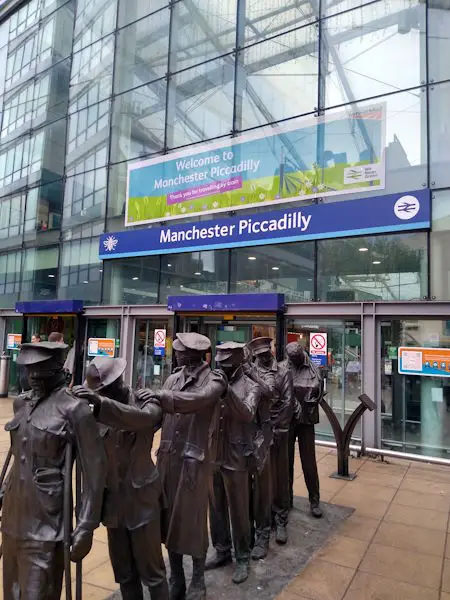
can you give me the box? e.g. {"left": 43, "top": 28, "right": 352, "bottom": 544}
{"left": 103, "top": 235, "right": 118, "bottom": 252}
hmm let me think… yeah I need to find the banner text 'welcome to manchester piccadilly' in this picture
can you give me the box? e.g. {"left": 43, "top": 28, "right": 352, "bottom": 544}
{"left": 125, "top": 106, "right": 385, "bottom": 227}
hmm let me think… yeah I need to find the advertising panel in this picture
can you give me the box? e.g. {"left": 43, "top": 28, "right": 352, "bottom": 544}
{"left": 126, "top": 105, "right": 386, "bottom": 226}
{"left": 398, "top": 347, "right": 450, "bottom": 378}
{"left": 7, "top": 334, "right": 21, "bottom": 350}
{"left": 100, "top": 189, "right": 430, "bottom": 260}
{"left": 88, "top": 338, "right": 116, "bottom": 358}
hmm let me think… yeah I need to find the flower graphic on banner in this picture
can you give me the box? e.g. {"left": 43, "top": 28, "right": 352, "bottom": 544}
{"left": 103, "top": 235, "right": 118, "bottom": 252}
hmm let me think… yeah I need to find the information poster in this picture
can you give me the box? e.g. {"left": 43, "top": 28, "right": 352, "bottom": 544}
{"left": 126, "top": 105, "right": 385, "bottom": 226}
{"left": 398, "top": 346, "right": 450, "bottom": 377}
{"left": 7, "top": 333, "right": 21, "bottom": 350}
{"left": 88, "top": 338, "right": 115, "bottom": 358}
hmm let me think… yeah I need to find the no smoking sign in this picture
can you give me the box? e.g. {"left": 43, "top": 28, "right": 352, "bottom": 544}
{"left": 309, "top": 333, "right": 327, "bottom": 356}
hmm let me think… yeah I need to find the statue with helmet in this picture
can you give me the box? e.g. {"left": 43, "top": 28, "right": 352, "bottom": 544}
{"left": 0, "top": 342, "right": 106, "bottom": 600}
{"left": 205, "top": 341, "right": 260, "bottom": 585}
{"left": 72, "top": 356, "right": 169, "bottom": 600}
{"left": 137, "top": 332, "right": 227, "bottom": 600}
{"left": 284, "top": 342, "right": 324, "bottom": 518}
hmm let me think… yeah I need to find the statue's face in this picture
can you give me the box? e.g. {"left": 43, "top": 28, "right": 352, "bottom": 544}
{"left": 101, "top": 375, "right": 127, "bottom": 402}
{"left": 175, "top": 349, "right": 202, "bottom": 368}
{"left": 26, "top": 357, "right": 62, "bottom": 392}
{"left": 217, "top": 352, "right": 242, "bottom": 374}
{"left": 257, "top": 350, "right": 272, "bottom": 367}
{"left": 288, "top": 346, "right": 306, "bottom": 367}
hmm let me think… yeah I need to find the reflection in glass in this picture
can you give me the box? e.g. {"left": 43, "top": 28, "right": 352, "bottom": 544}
{"left": 59, "top": 237, "right": 102, "bottom": 304}
{"left": 381, "top": 319, "right": 450, "bottom": 458}
{"left": 230, "top": 243, "right": 314, "bottom": 302}
{"left": 322, "top": 0, "right": 377, "bottom": 18}
{"left": 73, "top": 0, "right": 117, "bottom": 53}
{"left": 430, "top": 82, "right": 450, "bottom": 189}
{"left": 318, "top": 233, "right": 428, "bottom": 302}
{"left": 170, "top": 0, "right": 237, "bottom": 72}
{"left": 159, "top": 250, "right": 229, "bottom": 303}
{"left": 114, "top": 9, "right": 170, "bottom": 95}
{"left": 21, "top": 245, "right": 59, "bottom": 300}
{"left": 24, "top": 180, "right": 63, "bottom": 236}
{"left": 133, "top": 318, "right": 173, "bottom": 390}
{"left": 245, "top": 0, "right": 317, "bottom": 45}
{"left": 102, "top": 255, "right": 160, "bottom": 305}
{"left": 323, "top": 1, "right": 425, "bottom": 108}
{"left": 429, "top": 2, "right": 450, "bottom": 83}
{"left": 0, "top": 193, "right": 24, "bottom": 241}
{"left": 63, "top": 166, "right": 107, "bottom": 229}
{"left": 110, "top": 83, "right": 166, "bottom": 163}
{"left": 117, "top": 0, "right": 168, "bottom": 28}
{"left": 67, "top": 99, "right": 110, "bottom": 155}
{"left": 166, "top": 56, "right": 235, "bottom": 148}
{"left": 430, "top": 191, "right": 450, "bottom": 301}
{"left": 0, "top": 250, "right": 22, "bottom": 308}
{"left": 70, "top": 34, "right": 114, "bottom": 104}
{"left": 106, "top": 161, "right": 127, "bottom": 224}
{"left": 237, "top": 27, "right": 318, "bottom": 130}
{"left": 0, "top": 130, "right": 44, "bottom": 191}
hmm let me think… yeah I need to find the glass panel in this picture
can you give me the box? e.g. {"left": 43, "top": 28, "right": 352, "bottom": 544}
{"left": 286, "top": 319, "right": 362, "bottom": 441}
{"left": 237, "top": 26, "right": 318, "bottom": 130}
{"left": 24, "top": 180, "right": 63, "bottom": 236}
{"left": 230, "top": 242, "right": 315, "bottom": 302}
{"left": 431, "top": 191, "right": 450, "bottom": 301}
{"left": 102, "top": 256, "right": 160, "bottom": 304}
{"left": 0, "top": 129, "right": 46, "bottom": 192}
{"left": 0, "top": 250, "right": 22, "bottom": 307}
{"left": 63, "top": 166, "right": 107, "bottom": 229}
{"left": 114, "top": 9, "right": 170, "bottom": 95}
{"left": 166, "top": 55, "right": 235, "bottom": 148}
{"left": 110, "top": 82, "right": 166, "bottom": 163}
{"left": 381, "top": 319, "right": 450, "bottom": 458}
{"left": 170, "top": 0, "right": 237, "bottom": 72}
{"left": 106, "top": 161, "right": 128, "bottom": 225}
{"left": 133, "top": 319, "right": 174, "bottom": 390}
{"left": 84, "top": 318, "right": 121, "bottom": 376}
{"left": 20, "top": 245, "right": 59, "bottom": 300}
{"left": 159, "top": 250, "right": 229, "bottom": 303}
{"left": 66, "top": 100, "right": 110, "bottom": 158}
{"left": 73, "top": 0, "right": 117, "bottom": 53}
{"left": 245, "top": 0, "right": 317, "bottom": 45}
{"left": 69, "top": 34, "right": 114, "bottom": 104}
{"left": 430, "top": 82, "right": 450, "bottom": 189}
{"left": 9, "top": 0, "right": 40, "bottom": 41}
{"left": 428, "top": 1, "right": 450, "bottom": 84}
{"left": 318, "top": 233, "right": 428, "bottom": 302}
{"left": 59, "top": 237, "right": 102, "bottom": 304}
{"left": 322, "top": 1, "right": 425, "bottom": 108}
{"left": 322, "top": 0, "right": 375, "bottom": 18}
{"left": 118, "top": 0, "right": 168, "bottom": 28}
{"left": 0, "top": 193, "right": 24, "bottom": 245}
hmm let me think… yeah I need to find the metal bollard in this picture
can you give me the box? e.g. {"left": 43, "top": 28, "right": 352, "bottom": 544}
{"left": 0, "top": 353, "right": 11, "bottom": 398}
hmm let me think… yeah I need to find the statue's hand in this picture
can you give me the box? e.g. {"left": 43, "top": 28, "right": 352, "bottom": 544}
{"left": 71, "top": 386, "right": 101, "bottom": 411}
{"left": 135, "top": 388, "right": 159, "bottom": 404}
{"left": 71, "top": 527, "right": 93, "bottom": 562}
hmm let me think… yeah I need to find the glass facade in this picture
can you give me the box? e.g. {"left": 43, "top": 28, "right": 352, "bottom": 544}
{"left": 0, "top": 0, "right": 445, "bottom": 305}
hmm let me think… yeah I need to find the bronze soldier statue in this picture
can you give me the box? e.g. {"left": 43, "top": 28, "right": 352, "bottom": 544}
{"left": 268, "top": 347, "right": 294, "bottom": 545}
{"left": 1, "top": 342, "right": 106, "bottom": 600}
{"left": 206, "top": 342, "right": 260, "bottom": 584}
{"left": 243, "top": 337, "right": 275, "bottom": 561}
{"left": 72, "top": 357, "right": 169, "bottom": 600}
{"left": 285, "top": 342, "right": 323, "bottom": 518}
{"left": 139, "top": 332, "right": 227, "bottom": 600}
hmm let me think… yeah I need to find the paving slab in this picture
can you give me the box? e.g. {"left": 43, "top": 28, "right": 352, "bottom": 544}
{"left": 107, "top": 497, "right": 353, "bottom": 600}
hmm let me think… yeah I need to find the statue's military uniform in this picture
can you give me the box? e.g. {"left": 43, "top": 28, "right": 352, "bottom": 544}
{"left": 1, "top": 342, "right": 105, "bottom": 600}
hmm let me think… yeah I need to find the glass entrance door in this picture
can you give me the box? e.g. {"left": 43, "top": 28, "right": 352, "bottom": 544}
{"left": 178, "top": 315, "right": 278, "bottom": 368}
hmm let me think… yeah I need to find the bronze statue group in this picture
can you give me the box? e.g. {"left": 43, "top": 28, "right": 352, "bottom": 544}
{"left": 0, "top": 333, "right": 323, "bottom": 600}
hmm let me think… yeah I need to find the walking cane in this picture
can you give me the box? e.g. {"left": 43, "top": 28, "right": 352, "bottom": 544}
{"left": 0, "top": 447, "right": 13, "bottom": 560}
{"left": 75, "top": 459, "right": 82, "bottom": 600}
{"left": 64, "top": 444, "right": 73, "bottom": 600}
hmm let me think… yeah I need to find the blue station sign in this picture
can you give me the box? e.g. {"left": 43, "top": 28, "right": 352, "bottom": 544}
{"left": 99, "top": 189, "right": 431, "bottom": 260}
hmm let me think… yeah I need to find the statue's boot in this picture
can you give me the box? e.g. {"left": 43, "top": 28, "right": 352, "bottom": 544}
{"left": 120, "top": 580, "right": 144, "bottom": 600}
{"left": 168, "top": 552, "right": 186, "bottom": 600}
{"left": 310, "top": 496, "right": 323, "bottom": 519}
{"left": 232, "top": 561, "right": 249, "bottom": 584}
{"left": 148, "top": 579, "right": 170, "bottom": 600}
{"left": 250, "top": 534, "right": 269, "bottom": 560}
{"left": 205, "top": 550, "right": 232, "bottom": 570}
{"left": 186, "top": 557, "right": 206, "bottom": 600}
{"left": 275, "top": 524, "right": 287, "bottom": 545}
